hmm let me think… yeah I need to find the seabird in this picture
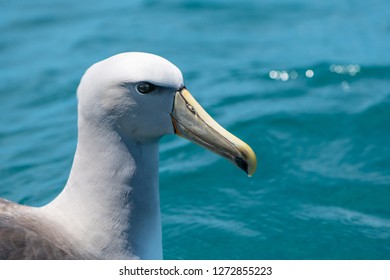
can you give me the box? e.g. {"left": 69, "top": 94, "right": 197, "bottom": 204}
{"left": 0, "top": 52, "right": 257, "bottom": 259}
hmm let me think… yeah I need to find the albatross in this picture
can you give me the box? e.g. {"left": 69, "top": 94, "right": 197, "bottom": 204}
{"left": 0, "top": 52, "right": 257, "bottom": 260}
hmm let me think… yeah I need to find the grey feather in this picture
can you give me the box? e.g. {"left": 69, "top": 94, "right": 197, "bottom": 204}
{"left": 0, "top": 199, "right": 86, "bottom": 260}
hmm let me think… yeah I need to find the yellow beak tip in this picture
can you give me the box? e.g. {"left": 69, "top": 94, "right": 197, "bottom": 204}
{"left": 247, "top": 158, "right": 257, "bottom": 177}
{"left": 237, "top": 144, "right": 257, "bottom": 177}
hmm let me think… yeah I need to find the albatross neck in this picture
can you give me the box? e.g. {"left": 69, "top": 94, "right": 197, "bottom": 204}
{"left": 44, "top": 117, "right": 163, "bottom": 260}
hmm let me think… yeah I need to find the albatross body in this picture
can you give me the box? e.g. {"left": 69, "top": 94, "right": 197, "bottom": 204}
{"left": 0, "top": 52, "right": 256, "bottom": 260}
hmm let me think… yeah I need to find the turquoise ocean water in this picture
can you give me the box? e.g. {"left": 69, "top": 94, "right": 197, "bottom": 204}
{"left": 1, "top": 0, "right": 389, "bottom": 259}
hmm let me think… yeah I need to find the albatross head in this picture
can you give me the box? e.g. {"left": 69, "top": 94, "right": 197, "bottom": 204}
{"left": 77, "top": 52, "right": 257, "bottom": 175}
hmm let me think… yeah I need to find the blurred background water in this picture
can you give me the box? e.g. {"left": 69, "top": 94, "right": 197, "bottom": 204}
{"left": 1, "top": 0, "right": 389, "bottom": 259}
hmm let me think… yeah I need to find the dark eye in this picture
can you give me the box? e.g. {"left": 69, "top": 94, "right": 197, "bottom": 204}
{"left": 136, "top": 82, "right": 156, "bottom": 94}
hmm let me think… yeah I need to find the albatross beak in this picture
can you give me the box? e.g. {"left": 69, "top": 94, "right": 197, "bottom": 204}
{"left": 170, "top": 88, "right": 257, "bottom": 176}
